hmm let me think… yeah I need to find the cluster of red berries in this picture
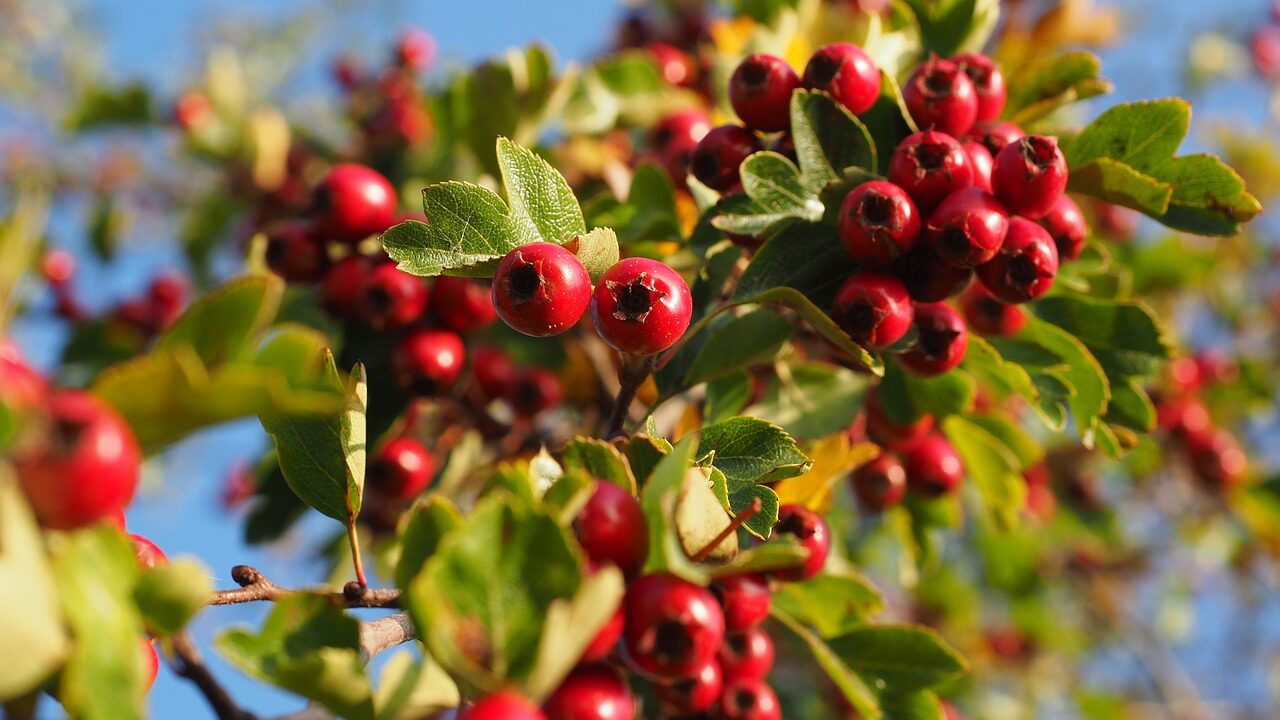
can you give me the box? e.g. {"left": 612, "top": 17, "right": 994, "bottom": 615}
{"left": 461, "top": 482, "right": 833, "bottom": 719}
{"left": 1154, "top": 352, "right": 1249, "bottom": 490}
{"left": 849, "top": 389, "right": 966, "bottom": 511}
{"left": 331, "top": 29, "right": 437, "bottom": 149}
{"left": 41, "top": 250, "right": 188, "bottom": 343}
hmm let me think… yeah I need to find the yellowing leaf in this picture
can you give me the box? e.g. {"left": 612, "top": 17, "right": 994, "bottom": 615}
{"left": 672, "top": 402, "right": 702, "bottom": 442}
{"left": 774, "top": 436, "right": 879, "bottom": 513}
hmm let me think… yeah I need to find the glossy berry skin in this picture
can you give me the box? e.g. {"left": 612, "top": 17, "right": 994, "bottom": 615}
{"left": 991, "top": 135, "right": 1068, "bottom": 220}
{"left": 690, "top": 125, "right": 763, "bottom": 192}
{"left": 718, "top": 627, "right": 775, "bottom": 681}
{"left": 899, "top": 302, "right": 968, "bottom": 376}
{"left": 471, "top": 346, "right": 518, "bottom": 400}
{"left": 654, "top": 658, "right": 722, "bottom": 714}
{"left": 360, "top": 262, "right": 428, "bottom": 329}
{"left": 392, "top": 329, "right": 466, "bottom": 396}
{"left": 1039, "top": 195, "right": 1087, "bottom": 261}
{"left": 888, "top": 131, "right": 974, "bottom": 214}
{"left": 131, "top": 534, "right": 168, "bottom": 569}
{"left": 311, "top": 163, "right": 397, "bottom": 242}
{"left": 802, "top": 43, "right": 881, "bottom": 115}
{"left": 903, "top": 56, "right": 978, "bottom": 136}
{"left": 852, "top": 454, "right": 908, "bottom": 511}
{"left": 492, "top": 243, "right": 592, "bottom": 337}
{"left": 838, "top": 180, "right": 921, "bottom": 265}
{"left": 462, "top": 691, "right": 546, "bottom": 720}
{"left": 895, "top": 246, "right": 973, "bottom": 302}
{"left": 319, "top": 256, "right": 371, "bottom": 321}
{"left": 976, "top": 217, "right": 1059, "bottom": 303}
{"left": 591, "top": 258, "right": 692, "bottom": 355}
{"left": 431, "top": 276, "right": 497, "bottom": 333}
{"left": 962, "top": 141, "right": 994, "bottom": 192}
{"left": 720, "top": 677, "right": 782, "bottom": 720}
{"left": 902, "top": 434, "right": 965, "bottom": 497}
{"left": 770, "top": 505, "right": 830, "bottom": 581}
{"left": 581, "top": 604, "right": 624, "bottom": 662}
{"left": 623, "top": 573, "right": 726, "bottom": 679}
{"left": 370, "top": 437, "right": 435, "bottom": 500}
{"left": 509, "top": 368, "right": 562, "bottom": 417}
{"left": 964, "top": 119, "right": 1025, "bottom": 156}
{"left": 712, "top": 574, "right": 772, "bottom": 630}
{"left": 650, "top": 42, "right": 697, "bottom": 87}
{"left": 730, "top": 54, "right": 801, "bottom": 132}
{"left": 16, "top": 391, "right": 141, "bottom": 530}
{"left": 543, "top": 664, "right": 634, "bottom": 720}
{"left": 952, "top": 53, "right": 1006, "bottom": 121}
{"left": 864, "top": 388, "right": 934, "bottom": 446}
{"left": 650, "top": 110, "right": 711, "bottom": 183}
{"left": 831, "top": 272, "right": 914, "bottom": 349}
{"left": 960, "top": 284, "right": 1027, "bottom": 337}
{"left": 575, "top": 481, "right": 648, "bottom": 578}
{"left": 1186, "top": 429, "right": 1248, "bottom": 490}
{"left": 925, "top": 188, "right": 1009, "bottom": 269}
{"left": 265, "top": 222, "right": 328, "bottom": 283}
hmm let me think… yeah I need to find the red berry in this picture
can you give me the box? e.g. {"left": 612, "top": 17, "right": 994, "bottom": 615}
{"left": 392, "top": 329, "right": 466, "bottom": 396}
{"left": 851, "top": 454, "right": 908, "bottom": 511}
{"left": 1157, "top": 396, "right": 1211, "bottom": 438}
{"left": 265, "top": 222, "right": 329, "bottom": 283}
{"left": 903, "top": 56, "right": 978, "bottom": 136}
{"left": 650, "top": 110, "right": 711, "bottom": 184}
{"left": 395, "top": 28, "right": 437, "bottom": 70}
{"left": 1038, "top": 195, "right": 1087, "bottom": 261}
{"left": 1091, "top": 200, "right": 1137, "bottom": 240}
{"left": 654, "top": 658, "right": 722, "bottom": 714}
{"left": 509, "top": 368, "right": 562, "bottom": 417}
{"left": 650, "top": 42, "right": 698, "bottom": 87}
{"left": 962, "top": 141, "right": 994, "bottom": 192}
{"left": 864, "top": 388, "right": 934, "bottom": 446}
{"left": 899, "top": 302, "right": 968, "bottom": 376}
{"left": 623, "top": 573, "right": 726, "bottom": 679}
{"left": 960, "top": 284, "right": 1027, "bottom": 337}
{"left": 888, "top": 131, "right": 974, "bottom": 214}
{"left": 471, "top": 346, "right": 518, "bottom": 400}
{"left": 720, "top": 677, "right": 781, "bottom": 720}
{"left": 581, "top": 604, "right": 625, "bottom": 662}
{"left": 543, "top": 663, "right": 634, "bottom": 720}
{"left": 173, "top": 92, "right": 212, "bottom": 132}
{"left": 591, "top": 258, "right": 692, "bottom": 355}
{"left": 492, "top": 243, "right": 592, "bottom": 337}
{"left": 131, "top": 534, "right": 168, "bottom": 569}
{"left": 831, "top": 271, "right": 914, "bottom": 349}
{"left": 838, "top": 180, "right": 921, "bottom": 265}
{"left": 575, "top": 481, "right": 648, "bottom": 578}
{"left": 431, "top": 276, "right": 497, "bottom": 333}
{"left": 320, "top": 256, "right": 372, "bottom": 321}
{"left": 41, "top": 249, "right": 76, "bottom": 285}
{"left": 711, "top": 574, "right": 772, "bottom": 630}
{"left": 976, "top": 217, "right": 1059, "bottom": 303}
{"left": 1186, "top": 429, "right": 1248, "bottom": 490}
{"left": 690, "top": 125, "right": 763, "bottom": 192}
{"left": 802, "top": 43, "right": 881, "bottom": 115}
{"left": 770, "top": 505, "right": 830, "bottom": 581}
{"left": 718, "top": 627, "right": 775, "bottom": 681}
{"left": 312, "top": 163, "right": 397, "bottom": 242}
{"left": 0, "top": 340, "right": 47, "bottom": 410}
{"left": 16, "top": 391, "right": 140, "bottom": 530}
{"left": 894, "top": 246, "right": 974, "bottom": 302}
{"left": 942, "top": 701, "right": 964, "bottom": 720}
{"left": 963, "top": 119, "right": 1025, "bottom": 156}
{"left": 148, "top": 274, "right": 188, "bottom": 330}
{"left": 360, "top": 262, "right": 428, "bottom": 329}
{"left": 902, "top": 434, "right": 965, "bottom": 497}
{"left": 730, "top": 54, "right": 801, "bottom": 132}
{"left": 370, "top": 437, "right": 435, "bottom": 500}
{"left": 925, "top": 188, "right": 1010, "bottom": 269}
{"left": 1252, "top": 25, "right": 1280, "bottom": 79}
{"left": 951, "top": 53, "right": 1006, "bottom": 121}
{"left": 142, "top": 639, "right": 160, "bottom": 691}
{"left": 462, "top": 691, "right": 546, "bottom": 720}
{"left": 991, "top": 135, "right": 1068, "bottom": 220}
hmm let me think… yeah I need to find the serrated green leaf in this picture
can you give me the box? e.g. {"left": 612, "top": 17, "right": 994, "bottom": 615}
{"left": 560, "top": 437, "right": 637, "bottom": 494}
{"left": 699, "top": 417, "right": 812, "bottom": 486}
{"left": 685, "top": 309, "right": 794, "bottom": 386}
{"left": 879, "top": 690, "right": 946, "bottom": 720}
{"left": 134, "top": 559, "right": 213, "bottom": 637}
{"left": 383, "top": 184, "right": 526, "bottom": 277}
{"left": 1150, "top": 153, "right": 1262, "bottom": 235}
{"left": 745, "top": 363, "right": 868, "bottom": 441}
{"left": 1066, "top": 158, "right": 1173, "bottom": 216}
{"left": 1067, "top": 99, "right": 1190, "bottom": 170}
{"left": 860, "top": 72, "right": 916, "bottom": 174}
{"left": 1016, "top": 318, "right": 1111, "bottom": 446}
{"left": 733, "top": 222, "right": 856, "bottom": 307}
{"left": 738, "top": 287, "right": 881, "bottom": 374}
{"left": 962, "top": 335, "right": 1061, "bottom": 430}
{"left": 496, "top": 137, "right": 585, "bottom": 244}
{"left": 566, "top": 227, "right": 619, "bottom": 283}
{"left": 772, "top": 572, "right": 885, "bottom": 637}
{"left": 1033, "top": 295, "right": 1172, "bottom": 378}
{"left": 790, "top": 90, "right": 878, "bottom": 191}
{"left": 826, "top": 624, "right": 968, "bottom": 691}
{"left": 1006, "top": 51, "right": 1112, "bottom": 125}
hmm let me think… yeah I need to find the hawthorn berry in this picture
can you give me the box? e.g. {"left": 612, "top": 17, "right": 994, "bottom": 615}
{"left": 623, "top": 572, "right": 726, "bottom": 679}
{"left": 492, "top": 243, "right": 592, "bottom": 337}
{"left": 963, "top": 119, "right": 1025, "bottom": 156}
{"left": 311, "top": 163, "right": 397, "bottom": 242}
{"left": 730, "top": 53, "right": 801, "bottom": 132}
{"left": 1039, "top": 195, "right": 1087, "bottom": 261}
{"left": 654, "top": 658, "right": 722, "bottom": 714}
{"left": 712, "top": 574, "right": 772, "bottom": 630}
{"left": 650, "top": 110, "right": 711, "bottom": 183}
{"left": 471, "top": 346, "right": 518, "bottom": 400}
{"left": 394, "top": 28, "right": 437, "bottom": 70}
{"left": 581, "top": 603, "right": 625, "bottom": 662}
{"left": 952, "top": 53, "right": 1006, "bottom": 121}
{"left": 831, "top": 271, "right": 914, "bottom": 349}
{"left": 991, "top": 135, "right": 1068, "bottom": 220}
{"left": 838, "top": 180, "right": 921, "bottom": 265}
{"left": 976, "top": 217, "right": 1059, "bottom": 303}
{"left": 718, "top": 627, "right": 776, "bottom": 681}
{"left": 509, "top": 368, "right": 562, "bottom": 417}
{"left": 902, "top": 434, "right": 965, "bottom": 497}
{"left": 888, "top": 131, "right": 975, "bottom": 214}
{"left": 265, "top": 222, "right": 329, "bottom": 283}
{"left": 962, "top": 141, "right": 994, "bottom": 192}
{"left": 574, "top": 481, "right": 648, "bottom": 578}
{"left": 431, "top": 276, "right": 497, "bottom": 333}
{"left": 542, "top": 663, "right": 634, "bottom": 720}
{"left": 1091, "top": 200, "right": 1137, "bottom": 240}
{"left": 320, "top": 256, "right": 372, "bottom": 321}
{"left": 41, "top": 249, "right": 75, "bottom": 285}
{"left": 173, "top": 91, "right": 212, "bottom": 132}
{"left": 142, "top": 639, "right": 160, "bottom": 690}
{"left": 591, "top": 257, "right": 692, "bottom": 355}
{"left": 148, "top": 273, "right": 189, "bottom": 330}
{"left": 131, "top": 534, "right": 168, "bottom": 569}
{"left": 895, "top": 246, "right": 974, "bottom": 302}
{"left": 903, "top": 56, "right": 978, "bottom": 136}
{"left": 864, "top": 388, "right": 934, "bottom": 446}
{"left": 690, "top": 125, "right": 763, "bottom": 192}
{"left": 462, "top": 691, "right": 546, "bottom": 720}
{"left": 720, "top": 677, "right": 782, "bottom": 720}
{"left": 770, "top": 504, "right": 830, "bottom": 581}
{"left": 650, "top": 42, "right": 698, "bottom": 87}
{"left": 925, "top": 188, "right": 1010, "bottom": 268}
{"left": 1187, "top": 429, "right": 1248, "bottom": 489}
{"left": 899, "top": 302, "right": 969, "bottom": 376}
{"left": 851, "top": 454, "right": 908, "bottom": 511}
{"left": 392, "top": 329, "right": 466, "bottom": 395}
{"left": 802, "top": 43, "right": 881, "bottom": 115}
{"left": 16, "top": 391, "right": 141, "bottom": 531}
{"left": 1252, "top": 25, "right": 1280, "bottom": 79}
{"left": 360, "top": 262, "right": 428, "bottom": 329}
{"left": 960, "top": 284, "right": 1027, "bottom": 337}
{"left": 370, "top": 437, "right": 435, "bottom": 500}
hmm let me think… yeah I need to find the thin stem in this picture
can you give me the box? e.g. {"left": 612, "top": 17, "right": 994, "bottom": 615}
{"left": 603, "top": 353, "right": 654, "bottom": 438}
{"left": 691, "top": 498, "right": 763, "bottom": 562}
{"left": 170, "top": 632, "right": 258, "bottom": 720}
{"left": 209, "top": 566, "right": 400, "bottom": 609}
{"left": 346, "top": 519, "right": 368, "bottom": 589}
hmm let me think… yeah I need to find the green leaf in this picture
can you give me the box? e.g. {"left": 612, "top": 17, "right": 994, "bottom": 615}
{"left": 1066, "top": 158, "right": 1172, "bottom": 216}
{"left": 745, "top": 363, "right": 868, "bottom": 441}
{"left": 216, "top": 595, "right": 374, "bottom": 720}
{"left": 1067, "top": 99, "right": 1190, "bottom": 170}
{"left": 66, "top": 82, "right": 154, "bottom": 131}
{"left": 382, "top": 184, "right": 526, "bottom": 277}
{"left": 617, "top": 163, "right": 680, "bottom": 243}
{"left": 566, "top": 227, "right": 619, "bottom": 283}
{"left": 710, "top": 541, "right": 808, "bottom": 577}
{"left": 942, "top": 416, "right": 1027, "bottom": 531}
{"left": 771, "top": 608, "right": 882, "bottom": 719}
{"left": 903, "top": 0, "right": 1000, "bottom": 56}
{"left": 496, "top": 137, "right": 585, "bottom": 244}
{"left": 698, "top": 417, "right": 812, "bottom": 486}
{"left": 621, "top": 433, "right": 669, "bottom": 484}
{"left": 1007, "top": 318, "right": 1111, "bottom": 446}
{"left": 395, "top": 496, "right": 463, "bottom": 590}
{"left": 134, "top": 559, "right": 213, "bottom": 637}
{"left": 451, "top": 61, "right": 520, "bottom": 179}
{"left": 675, "top": 467, "right": 739, "bottom": 561}
{"left": 641, "top": 438, "right": 706, "bottom": 582}
{"left": 733, "top": 223, "right": 856, "bottom": 307}
{"left": 879, "top": 690, "right": 946, "bottom": 720}
{"left": 826, "top": 625, "right": 968, "bottom": 691}
{"left": 1005, "top": 51, "right": 1112, "bottom": 125}
{"left": 880, "top": 360, "right": 975, "bottom": 421}
{"left": 737, "top": 287, "right": 882, "bottom": 375}
{"left": 560, "top": 437, "right": 637, "bottom": 494}
{"left": 157, "top": 274, "right": 283, "bottom": 366}
{"left": 684, "top": 309, "right": 794, "bottom": 386}
{"left": 962, "top": 335, "right": 1061, "bottom": 430}
{"left": 712, "top": 152, "right": 825, "bottom": 236}
{"left": 704, "top": 372, "right": 752, "bottom": 426}
{"left": 790, "top": 90, "right": 877, "bottom": 191}
{"left": 772, "top": 572, "right": 885, "bottom": 637}
{"left": 523, "top": 567, "right": 625, "bottom": 701}
{"left": 1150, "top": 153, "right": 1262, "bottom": 235}
{"left": 372, "top": 651, "right": 460, "bottom": 720}
{"left": 1033, "top": 295, "right": 1172, "bottom": 379}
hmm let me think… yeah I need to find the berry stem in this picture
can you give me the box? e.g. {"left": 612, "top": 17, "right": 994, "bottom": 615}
{"left": 603, "top": 353, "right": 654, "bottom": 438}
{"left": 347, "top": 518, "right": 368, "bottom": 589}
{"left": 691, "top": 497, "right": 763, "bottom": 562}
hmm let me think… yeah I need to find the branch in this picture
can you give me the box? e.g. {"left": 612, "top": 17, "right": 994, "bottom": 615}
{"left": 602, "top": 353, "right": 655, "bottom": 438}
{"left": 169, "top": 632, "right": 258, "bottom": 720}
{"left": 209, "top": 566, "right": 401, "bottom": 609}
